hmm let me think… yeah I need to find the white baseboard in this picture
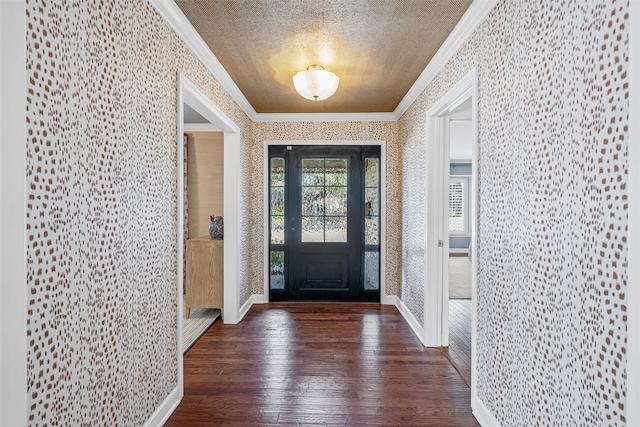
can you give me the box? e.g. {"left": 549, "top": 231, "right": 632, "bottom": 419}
{"left": 381, "top": 294, "right": 397, "bottom": 305}
{"left": 142, "top": 386, "right": 182, "bottom": 427}
{"left": 238, "top": 294, "right": 267, "bottom": 322}
{"left": 472, "top": 391, "right": 501, "bottom": 427}
{"left": 386, "top": 295, "right": 426, "bottom": 346}
{"left": 252, "top": 293, "right": 268, "bottom": 304}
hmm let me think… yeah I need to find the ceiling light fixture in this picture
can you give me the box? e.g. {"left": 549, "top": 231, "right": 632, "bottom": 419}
{"left": 293, "top": 65, "right": 340, "bottom": 101}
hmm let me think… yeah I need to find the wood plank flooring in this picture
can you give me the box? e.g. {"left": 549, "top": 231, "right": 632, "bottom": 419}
{"left": 441, "top": 299, "right": 472, "bottom": 387}
{"left": 165, "top": 302, "right": 479, "bottom": 426}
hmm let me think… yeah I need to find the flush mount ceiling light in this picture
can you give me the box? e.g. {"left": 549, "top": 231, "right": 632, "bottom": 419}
{"left": 293, "top": 65, "right": 340, "bottom": 101}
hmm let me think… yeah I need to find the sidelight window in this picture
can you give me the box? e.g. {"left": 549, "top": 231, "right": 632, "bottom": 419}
{"left": 270, "top": 157, "right": 285, "bottom": 290}
{"left": 363, "top": 157, "right": 380, "bottom": 291}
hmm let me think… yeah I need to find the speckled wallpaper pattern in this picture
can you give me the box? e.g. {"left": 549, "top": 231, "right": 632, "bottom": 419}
{"left": 400, "top": 0, "right": 629, "bottom": 425}
{"left": 25, "top": 0, "right": 252, "bottom": 424}
{"left": 24, "top": 0, "right": 629, "bottom": 425}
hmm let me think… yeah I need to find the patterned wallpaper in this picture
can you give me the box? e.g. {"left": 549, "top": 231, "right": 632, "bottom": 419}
{"left": 23, "top": 0, "right": 630, "bottom": 425}
{"left": 400, "top": 0, "right": 629, "bottom": 425}
{"left": 24, "top": 0, "right": 252, "bottom": 424}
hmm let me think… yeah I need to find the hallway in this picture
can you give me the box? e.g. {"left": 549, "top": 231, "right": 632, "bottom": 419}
{"left": 165, "top": 303, "right": 479, "bottom": 426}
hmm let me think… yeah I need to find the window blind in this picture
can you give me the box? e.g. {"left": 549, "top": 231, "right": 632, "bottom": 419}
{"left": 449, "top": 181, "right": 464, "bottom": 232}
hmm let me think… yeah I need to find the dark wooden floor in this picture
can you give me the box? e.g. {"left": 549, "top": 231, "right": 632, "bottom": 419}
{"left": 441, "top": 299, "right": 472, "bottom": 387}
{"left": 165, "top": 302, "right": 479, "bottom": 426}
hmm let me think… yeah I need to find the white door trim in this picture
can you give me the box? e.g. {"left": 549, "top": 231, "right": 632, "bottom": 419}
{"left": 167, "top": 73, "right": 242, "bottom": 424}
{"left": 424, "top": 69, "right": 477, "bottom": 346}
{"left": 423, "top": 67, "right": 481, "bottom": 410}
{"left": 262, "top": 140, "right": 387, "bottom": 303}
{"left": 0, "top": 1, "right": 28, "bottom": 425}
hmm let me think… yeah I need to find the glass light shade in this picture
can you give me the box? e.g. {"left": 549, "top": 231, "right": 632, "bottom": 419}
{"left": 293, "top": 66, "right": 340, "bottom": 101}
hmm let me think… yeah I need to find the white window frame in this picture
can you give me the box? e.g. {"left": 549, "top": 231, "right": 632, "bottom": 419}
{"left": 448, "top": 176, "right": 470, "bottom": 236}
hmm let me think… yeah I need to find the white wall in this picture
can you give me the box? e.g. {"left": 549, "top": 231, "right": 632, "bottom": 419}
{"left": 449, "top": 120, "right": 473, "bottom": 162}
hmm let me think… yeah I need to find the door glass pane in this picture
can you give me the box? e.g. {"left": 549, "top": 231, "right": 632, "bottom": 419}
{"left": 302, "top": 159, "right": 324, "bottom": 186}
{"left": 271, "top": 158, "right": 285, "bottom": 186}
{"left": 365, "top": 158, "right": 379, "bottom": 187}
{"left": 365, "top": 217, "right": 378, "bottom": 245}
{"left": 271, "top": 216, "right": 284, "bottom": 244}
{"left": 302, "top": 187, "right": 325, "bottom": 216}
{"left": 302, "top": 216, "right": 324, "bottom": 242}
{"left": 325, "top": 159, "right": 347, "bottom": 186}
{"left": 301, "top": 157, "right": 348, "bottom": 243}
{"left": 364, "top": 252, "right": 380, "bottom": 290}
{"left": 270, "top": 251, "right": 285, "bottom": 290}
{"left": 364, "top": 159, "right": 379, "bottom": 247}
{"left": 271, "top": 187, "right": 285, "bottom": 215}
{"left": 270, "top": 157, "right": 285, "bottom": 245}
{"left": 325, "top": 186, "right": 347, "bottom": 216}
{"left": 325, "top": 217, "right": 347, "bottom": 242}
{"left": 365, "top": 188, "right": 378, "bottom": 217}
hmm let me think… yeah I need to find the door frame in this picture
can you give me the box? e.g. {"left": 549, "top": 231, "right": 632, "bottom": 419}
{"left": 263, "top": 140, "right": 388, "bottom": 303}
{"left": 424, "top": 68, "right": 478, "bottom": 385}
{"left": 175, "top": 74, "right": 242, "bottom": 411}
{"left": 440, "top": 124, "right": 473, "bottom": 347}
{"left": 1, "top": 2, "right": 28, "bottom": 424}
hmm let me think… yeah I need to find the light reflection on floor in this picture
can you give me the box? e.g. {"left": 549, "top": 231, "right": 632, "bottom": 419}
{"left": 260, "top": 309, "right": 296, "bottom": 409}
{"left": 360, "top": 312, "right": 381, "bottom": 378}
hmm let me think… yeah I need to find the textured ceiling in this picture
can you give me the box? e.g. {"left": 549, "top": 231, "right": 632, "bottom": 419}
{"left": 175, "top": 0, "right": 473, "bottom": 114}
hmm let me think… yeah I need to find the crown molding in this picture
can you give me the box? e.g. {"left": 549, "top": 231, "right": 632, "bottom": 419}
{"left": 393, "top": 0, "right": 499, "bottom": 119}
{"left": 151, "top": 0, "right": 498, "bottom": 123}
{"left": 149, "top": 0, "right": 258, "bottom": 120}
{"left": 252, "top": 112, "right": 397, "bottom": 122}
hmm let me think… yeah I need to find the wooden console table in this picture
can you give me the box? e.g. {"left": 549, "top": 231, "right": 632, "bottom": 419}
{"left": 185, "top": 237, "right": 223, "bottom": 319}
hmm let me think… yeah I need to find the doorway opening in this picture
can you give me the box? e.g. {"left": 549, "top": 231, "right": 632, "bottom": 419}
{"left": 182, "top": 126, "right": 224, "bottom": 352}
{"left": 423, "top": 68, "right": 478, "bottom": 399}
{"left": 264, "top": 142, "right": 385, "bottom": 303}
{"left": 173, "top": 74, "right": 242, "bottom": 415}
{"left": 442, "top": 101, "right": 474, "bottom": 386}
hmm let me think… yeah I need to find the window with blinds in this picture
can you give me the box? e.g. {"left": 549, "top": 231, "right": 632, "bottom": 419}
{"left": 449, "top": 177, "right": 469, "bottom": 234}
